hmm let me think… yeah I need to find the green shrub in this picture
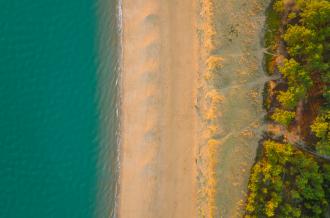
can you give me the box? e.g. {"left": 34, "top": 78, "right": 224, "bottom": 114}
{"left": 277, "top": 86, "right": 306, "bottom": 110}
{"left": 271, "top": 108, "right": 296, "bottom": 126}
{"left": 316, "top": 140, "right": 330, "bottom": 156}
{"left": 273, "top": 0, "right": 284, "bottom": 14}
{"left": 311, "top": 112, "right": 329, "bottom": 138}
{"left": 279, "top": 59, "right": 313, "bottom": 88}
{"left": 323, "top": 87, "right": 330, "bottom": 104}
{"left": 277, "top": 89, "right": 298, "bottom": 110}
{"left": 284, "top": 25, "right": 316, "bottom": 57}
{"left": 312, "top": 111, "right": 330, "bottom": 156}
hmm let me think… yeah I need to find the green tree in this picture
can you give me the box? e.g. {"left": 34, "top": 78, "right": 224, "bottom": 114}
{"left": 312, "top": 111, "right": 330, "bottom": 156}
{"left": 301, "top": 0, "right": 330, "bottom": 30}
{"left": 271, "top": 108, "right": 296, "bottom": 126}
{"left": 279, "top": 59, "right": 313, "bottom": 88}
{"left": 277, "top": 89, "right": 298, "bottom": 110}
{"left": 246, "top": 1, "right": 330, "bottom": 216}
{"left": 277, "top": 86, "right": 306, "bottom": 110}
{"left": 284, "top": 25, "right": 316, "bottom": 57}
{"left": 245, "top": 140, "right": 328, "bottom": 217}
{"left": 273, "top": 0, "right": 284, "bottom": 14}
{"left": 311, "top": 112, "right": 329, "bottom": 138}
{"left": 323, "top": 86, "right": 330, "bottom": 104}
{"left": 316, "top": 140, "right": 330, "bottom": 156}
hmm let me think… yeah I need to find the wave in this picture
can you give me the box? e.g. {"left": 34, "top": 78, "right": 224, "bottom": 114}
{"left": 94, "top": 0, "right": 122, "bottom": 217}
{"left": 113, "top": 0, "right": 122, "bottom": 217}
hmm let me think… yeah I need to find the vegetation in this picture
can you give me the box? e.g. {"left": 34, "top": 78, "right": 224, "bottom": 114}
{"left": 312, "top": 110, "right": 330, "bottom": 156}
{"left": 245, "top": 0, "right": 330, "bottom": 217}
{"left": 275, "top": 58, "right": 312, "bottom": 111}
{"left": 245, "top": 141, "right": 328, "bottom": 217}
{"left": 271, "top": 108, "right": 296, "bottom": 126}
{"left": 264, "top": 1, "right": 281, "bottom": 75}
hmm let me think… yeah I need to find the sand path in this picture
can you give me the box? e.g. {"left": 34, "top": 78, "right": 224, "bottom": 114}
{"left": 119, "top": 0, "right": 198, "bottom": 217}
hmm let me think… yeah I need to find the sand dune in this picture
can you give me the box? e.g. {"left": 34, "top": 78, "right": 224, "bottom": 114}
{"left": 119, "top": 0, "right": 198, "bottom": 217}
{"left": 196, "top": 0, "right": 271, "bottom": 217}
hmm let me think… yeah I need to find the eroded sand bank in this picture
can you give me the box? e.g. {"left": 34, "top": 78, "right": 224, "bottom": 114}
{"left": 119, "top": 0, "right": 198, "bottom": 217}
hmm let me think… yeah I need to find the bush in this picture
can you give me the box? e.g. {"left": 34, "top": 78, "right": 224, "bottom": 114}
{"left": 311, "top": 111, "right": 330, "bottom": 156}
{"left": 316, "top": 140, "right": 330, "bottom": 156}
{"left": 277, "top": 86, "right": 306, "bottom": 110}
{"left": 279, "top": 59, "right": 313, "bottom": 88}
{"left": 271, "top": 108, "right": 296, "bottom": 126}
{"left": 311, "top": 112, "right": 329, "bottom": 138}
{"left": 323, "top": 87, "right": 330, "bottom": 104}
{"left": 273, "top": 0, "right": 284, "bottom": 14}
{"left": 284, "top": 25, "right": 316, "bottom": 57}
{"left": 277, "top": 89, "right": 298, "bottom": 110}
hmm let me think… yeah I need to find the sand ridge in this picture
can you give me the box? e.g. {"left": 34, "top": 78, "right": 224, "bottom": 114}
{"left": 119, "top": 0, "right": 198, "bottom": 217}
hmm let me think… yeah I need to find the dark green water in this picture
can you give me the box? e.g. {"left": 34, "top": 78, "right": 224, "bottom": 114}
{"left": 0, "top": 0, "right": 119, "bottom": 217}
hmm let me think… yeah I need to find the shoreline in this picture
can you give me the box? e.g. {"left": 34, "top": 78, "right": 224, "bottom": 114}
{"left": 118, "top": 0, "right": 271, "bottom": 217}
{"left": 118, "top": 0, "right": 198, "bottom": 217}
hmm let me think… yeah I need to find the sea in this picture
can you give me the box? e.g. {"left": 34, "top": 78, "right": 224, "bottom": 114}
{"left": 0, "top": 0, "right": 120, "bottom": 217}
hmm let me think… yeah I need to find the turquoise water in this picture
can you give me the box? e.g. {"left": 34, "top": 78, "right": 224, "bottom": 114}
{"left": 0, "top": 0, "right": 119, "bottom": 217}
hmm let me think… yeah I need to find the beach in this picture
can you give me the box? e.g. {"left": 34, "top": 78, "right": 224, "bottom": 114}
{"left": 119, "top": 0, "right": 198, "bottom": 217}
{"left": 119, "top": 0, "right": 271, "bottom": 217}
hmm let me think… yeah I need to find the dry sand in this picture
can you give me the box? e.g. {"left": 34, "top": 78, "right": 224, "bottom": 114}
{"left": 119, "top": 0, "right": 271, "bottom": 217}
{"left": 118, "top": 0, "right": 198, "bottom": 217}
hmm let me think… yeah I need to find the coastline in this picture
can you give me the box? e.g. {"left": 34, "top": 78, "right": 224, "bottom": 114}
{"left": 118, "top": 0, "right": 271, "bottom": 217}
{"left": 118, "top": 0, "right": 198, "bottom": 217}
{"left": 95, "top": 0, "right": 121, "bottom": 217}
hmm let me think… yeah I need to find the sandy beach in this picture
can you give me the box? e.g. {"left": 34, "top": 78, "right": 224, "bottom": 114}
{"left": 119, "top": 0, "right": 198, "bottom": 217}
{"left": 119, "top": 0, "right": 271, "bottom": 217}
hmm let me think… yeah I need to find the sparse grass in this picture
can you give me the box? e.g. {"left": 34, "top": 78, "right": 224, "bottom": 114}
{"left": 264, "top": 0, "right": 281, "bottom": 75}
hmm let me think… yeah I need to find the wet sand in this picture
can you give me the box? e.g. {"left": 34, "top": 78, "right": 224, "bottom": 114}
{"left": 119, "top": 0, "right": 198, "bottom": 217}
